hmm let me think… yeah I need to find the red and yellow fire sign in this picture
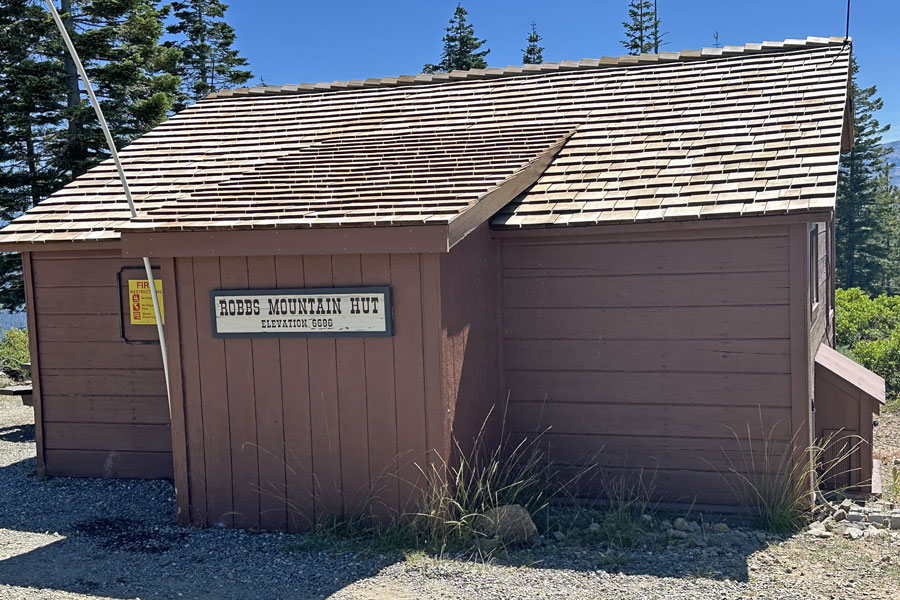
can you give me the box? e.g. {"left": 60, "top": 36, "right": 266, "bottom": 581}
{"left": 128, "top": 279, "right": 164, "bottom": 325}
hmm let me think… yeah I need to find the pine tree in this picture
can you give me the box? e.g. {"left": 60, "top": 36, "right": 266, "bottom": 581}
{"left": 55, "top": 0, "right": 181, "bottom": 179}
{"left": 522, "top": 21, "right": 543, "bottom": 65}
{"left": 0, "top": 0, "right": 68, "bottom": 310}
{"left": 165, "top": 0, "right": 252, "bottom": 110}
{"left": 621, "top": 0, "right": 664, "bottom": 55}
{"left": 836, "top": 57, "right": 899, "bottom": 294}
{"left": 0, "top": 0, "right": 180, "bottom": 310}
{"left": 423, "top": 3, "right": 489, "bottom": 73}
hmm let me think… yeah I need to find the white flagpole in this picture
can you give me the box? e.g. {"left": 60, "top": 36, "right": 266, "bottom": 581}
{"left": 43, "top": 0, "right": 171, "bottom": 411}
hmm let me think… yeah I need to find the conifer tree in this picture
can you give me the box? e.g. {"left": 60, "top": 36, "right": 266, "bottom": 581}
{"left": 0, "top": 0, "right": 67, "bottom": 310}
{"left": 423, "top": 3, "right": 489, "bottom": 73}
{"left": 0, "top": 0, "right": 180, "bottom": 310}
{"left": 621, "top": 0, "right": 664, "bottom": 55}
{"left": 836, "top": 57, "right": 900, "bottom": 294}
{"left": 56, "top": 0, "right": 180, "bottom": 179}
{"left": 522, "top": 21, "right": 543, "bottom": 65}
{"left": 165, "top": 0, "right": 252, "bottom": 110}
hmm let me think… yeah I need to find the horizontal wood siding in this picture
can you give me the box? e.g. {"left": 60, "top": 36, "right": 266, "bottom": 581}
{"left": 30, "top": 250, "right": 171, "bottom": 479}
{"left": 174, "top": 254, "right": 442, "bottom": 530}
{"left": 500, "top": 227, "right": 793, "bottom": 506}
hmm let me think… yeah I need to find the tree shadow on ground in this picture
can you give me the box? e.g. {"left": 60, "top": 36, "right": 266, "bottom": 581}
{"left": 0, "top": 421, "right": 776, "bottom": 598}
{"left": 0, "top": 423, "right": 34, "bottom": 443}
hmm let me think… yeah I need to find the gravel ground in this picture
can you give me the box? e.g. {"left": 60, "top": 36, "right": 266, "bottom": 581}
{"left": 874, "top": 410, "right": 900, "bottom": 465}
{"left": 0, "top": 398, "right": 898, "bottom": 599}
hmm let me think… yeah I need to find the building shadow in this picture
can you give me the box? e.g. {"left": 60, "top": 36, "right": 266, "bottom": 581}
{"left": 0, "top": 412, "right": 777, "bottom": 598}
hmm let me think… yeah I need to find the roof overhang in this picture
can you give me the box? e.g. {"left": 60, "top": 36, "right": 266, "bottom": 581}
{"left": 815, "top": 343, "right": 885, "bottom": 409}
{"left": 119, "top": 225, "right": 452, "bottom": 257}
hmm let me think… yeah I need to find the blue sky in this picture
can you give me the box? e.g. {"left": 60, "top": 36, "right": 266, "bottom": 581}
{"left": 227, "top": 0, "right": 899, "bottom": 141}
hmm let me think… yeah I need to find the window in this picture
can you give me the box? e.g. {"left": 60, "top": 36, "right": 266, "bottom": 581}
{"left": 809, "top": 226, "right": 819, "bottom": 309}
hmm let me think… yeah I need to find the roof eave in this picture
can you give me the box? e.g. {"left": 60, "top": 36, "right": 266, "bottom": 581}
{"left": 119, "top": 224, "right": 452, "bottom": 258}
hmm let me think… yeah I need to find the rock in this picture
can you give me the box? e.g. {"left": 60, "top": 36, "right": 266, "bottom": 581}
{"left": 832, "top": 509, "right": 847, "bottom": 522}
{"left": 839, "top": 498, "right": 855, "bottom": 511}
{"left": 667, "top": 528, "right": 689, "bottom": 540}
{"left": 754, "top": 530, "right": 768, "bottom": 542}
{"left": 890, "top": 513, "right": 900, "bottom": 530}
{"left": 869, "top": 512, "right": 889, "bottom": 526}
{"left": 844, "top": 528, "right": 863, "bottom": 540}
{"left": 474, "top": 536, "right": 500, "bottom": 553}
{"left": 552, "top": 530, "right": 565, "bottom": 541}
{"left": 660, "top": 519, "right": 672, "bottom": 530}
{"left": 807, "top": 522, "right": 832, "bottom": 538}
{"left": 476, "top": 505, "right": 538, "bottom": 546}
{"left": 710, "top": 523, "right": 729, "bottom": 533}
{"left": 864, "top": 527, "right": 888, "bottom": 540}
{"left": 587, "top": 522, "right": 601, "bottom": 534}
{"left": 673, "top": 517, "right": 697, "bottom": 532}
{"left": 847, "top": 510, "right": 867, "bottom": 523}
{"left": 640, "top": 514, "right": 653, "bottom": 525}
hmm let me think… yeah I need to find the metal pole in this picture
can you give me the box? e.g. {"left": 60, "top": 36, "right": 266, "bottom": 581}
{"left": 43, "top": 0, "right": 171, "bottom": 408}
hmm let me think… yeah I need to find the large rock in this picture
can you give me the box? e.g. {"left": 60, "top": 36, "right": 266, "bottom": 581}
{"left": 476, "top": 505, "right": 538, "bottom": 546}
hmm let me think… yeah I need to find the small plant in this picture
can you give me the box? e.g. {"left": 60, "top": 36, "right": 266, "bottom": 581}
{"left": 410, "top": 403, "right": 569, "bottom": 550}
{"left": 886, "top": 463, "right": 900, "bottom": 504}
{"left": 0, "top": 327, "right": 29, "bottom": 381}
{"left": 715, "top": 415, "right": 862, "bottom": 533}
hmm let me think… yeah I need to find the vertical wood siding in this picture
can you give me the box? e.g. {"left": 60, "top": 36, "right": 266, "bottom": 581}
{"left": 439, "top": 224, "right": 502, "bottom": 463}
{"left": 172, "top": 253, "right": 443, "bottom": 529}
{"left": 29, "top": 250, "right": 172, "bottom": 478}
{"left": 500, "top": 227, "right": 794, "bottom": 506}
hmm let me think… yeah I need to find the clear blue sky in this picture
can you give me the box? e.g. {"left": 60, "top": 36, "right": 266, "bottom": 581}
{"left": 227, "top": 0, "right": 899, "bottom": 141}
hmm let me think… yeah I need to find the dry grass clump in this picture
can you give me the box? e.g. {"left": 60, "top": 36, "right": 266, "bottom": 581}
{"left": 717, "top": 416, "right": 862, "bottom": 533}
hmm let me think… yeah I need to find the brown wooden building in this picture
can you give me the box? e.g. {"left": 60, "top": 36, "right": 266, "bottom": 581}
{"left": 0, "top": 37, "right": 885, "bottom": 530}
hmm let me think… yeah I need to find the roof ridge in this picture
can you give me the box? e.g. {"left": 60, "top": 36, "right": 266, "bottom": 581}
{"left": 208, "top": 36, "right": 849, "bottom": 100}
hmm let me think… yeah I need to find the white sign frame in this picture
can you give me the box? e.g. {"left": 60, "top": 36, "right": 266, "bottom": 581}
{"left": 210, "top": 286, "right": 392, "bottom": 338}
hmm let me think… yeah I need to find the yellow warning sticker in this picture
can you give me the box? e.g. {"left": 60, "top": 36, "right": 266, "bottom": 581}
{"left": 128, "top": 279, "right": 164, "bottom": 325}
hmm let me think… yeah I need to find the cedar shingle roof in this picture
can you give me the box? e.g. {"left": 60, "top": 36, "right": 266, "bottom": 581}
{"left": 0, "top": 36, "right": 851, "bottom": 247}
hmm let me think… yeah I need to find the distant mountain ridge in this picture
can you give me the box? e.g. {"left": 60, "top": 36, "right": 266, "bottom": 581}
{"left": 885, "top": 140, "right": 900, "bottom": 186}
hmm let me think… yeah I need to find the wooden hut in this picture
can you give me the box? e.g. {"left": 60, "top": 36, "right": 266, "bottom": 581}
{"left": 0, "top": 37, "right": 884, "bottom": 530}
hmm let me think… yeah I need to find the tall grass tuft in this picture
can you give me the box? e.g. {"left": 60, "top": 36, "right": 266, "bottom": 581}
{"left": 411, "top": 403, "right": 590, "bottom": 550}
{"left": 716, "top": 415, "right": 862, "bottom": 533}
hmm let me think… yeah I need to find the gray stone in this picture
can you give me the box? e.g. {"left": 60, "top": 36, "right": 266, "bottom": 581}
{"left": 807, "top": 522, "right": 832, "bottom": 539}
{"left": 864, "top": 527, "right": 888, "bottom": 540}
{"left": 839, "top": 498, "right": 855, "bottom": 511}
{"left": 844, "top": 528, "right": 863, "bottom": 540}
{"left": 832, "top": 509, "right": 847, "bottom": 522}
{"left": 639, "top": 514, "right": 653, "bottom": 525}
{"left": 869, "top": 512, "right": 889, "bottom": 526}
{"left": 667, "top": 528, "right": 689, "bottom": 540}
{"left": 587, "top": 522, "right": 601, "bottom": 534}
{"left": 890, "top": 513, "right": 900, "bottom": 530}
{"left": 475, "top": 505, "right": 538, "bottom": 546}
{"left": 710, "top": 522, "right": 729, "bottom": 533}
{"left": 673, "top": 517, "right": 698, "bottom": 532}
{"left": 847, "top": 510, "right": 867, "bottom": 523}
{"left": 552, "top": 530, "right": 565, "bottom": 541}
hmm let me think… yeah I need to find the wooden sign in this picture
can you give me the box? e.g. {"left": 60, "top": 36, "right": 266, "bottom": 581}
{"left": 211, "top": 286, "right": 392, "bottom": 338}
{"left": 128, "top": 279, "right": 165, "bottom": 325}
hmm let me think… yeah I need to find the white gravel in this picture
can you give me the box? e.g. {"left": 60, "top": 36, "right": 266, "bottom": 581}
{"left": 0, "top": 398, "right": 898, "bottom": 599}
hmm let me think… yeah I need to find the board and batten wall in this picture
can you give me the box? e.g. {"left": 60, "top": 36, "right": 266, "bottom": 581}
{"left": 498, "top": 224, "right": 799, "bottom": 506}
{"left": 164, "top": 251, "right": 455, "bottom": 531}
{"left": 23, "top": 249, "right": 172, "bottom": 478}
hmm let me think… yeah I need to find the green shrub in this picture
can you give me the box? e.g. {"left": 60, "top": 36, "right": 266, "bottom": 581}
{"left": 835, "top": 288, "right": 900, "bottom": 408}
{"left": 0, "top": 327, "right": 30, "bottom": 381}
